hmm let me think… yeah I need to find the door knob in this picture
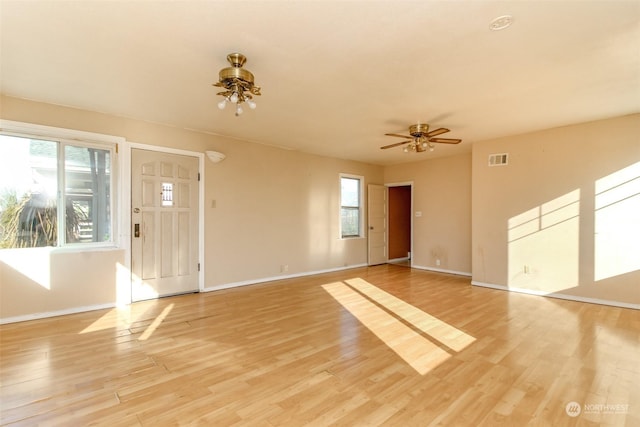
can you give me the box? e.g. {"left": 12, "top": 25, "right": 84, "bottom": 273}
{"left": 369, "top": 226, "right": 374, "bottom": 230}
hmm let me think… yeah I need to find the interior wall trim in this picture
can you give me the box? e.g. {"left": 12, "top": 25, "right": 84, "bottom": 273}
{"left": 203, "top": 264, "right": 369, "bottom": 293}
{"left": 388, "top": 257, "right": 410, "bottom": 263}
{"left": 0, "top": 303, "right": 116, "bottom": 325}
{"left": 471, "top": 281, "right": 640, "bottom": 310}
{"left": 412, "top": 264, "right": 472, "bottom": 277}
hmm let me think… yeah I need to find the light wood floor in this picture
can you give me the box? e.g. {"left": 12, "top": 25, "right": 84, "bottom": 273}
{"left": 1, "top": 265, "right": 638, "bottom": 426}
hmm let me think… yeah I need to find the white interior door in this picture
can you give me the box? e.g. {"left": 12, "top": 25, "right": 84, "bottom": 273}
{"left": 368, "top": 184, "right": 388, "bottom": 265}
{"left": 131, "top": 149, "right": 199, "bottom": 301}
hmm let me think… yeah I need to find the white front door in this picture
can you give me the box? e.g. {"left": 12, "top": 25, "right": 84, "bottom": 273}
{"left": 368, "top": 184, "right": 388, "bottom": 265}
{"left": 131, "top": 149, "right": 199, "bottom": 301}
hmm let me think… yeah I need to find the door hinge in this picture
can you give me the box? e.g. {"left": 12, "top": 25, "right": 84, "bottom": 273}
{"left": 115, "top": 143, "right": 119, "bottom": 154}
{"left": 198, "top": 173, "right": 200, "bottom": 182}
{"left": 198, "top": 262, "right": 201, "bottom": 272}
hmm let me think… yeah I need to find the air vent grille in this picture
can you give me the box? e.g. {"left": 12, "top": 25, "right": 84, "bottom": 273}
{"left": 488, "top": 153, "right": 509, "bottom": 166}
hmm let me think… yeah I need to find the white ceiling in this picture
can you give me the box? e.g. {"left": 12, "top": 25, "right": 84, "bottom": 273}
{"left": 1, "top": 1, "right": 639, "bottom": 166}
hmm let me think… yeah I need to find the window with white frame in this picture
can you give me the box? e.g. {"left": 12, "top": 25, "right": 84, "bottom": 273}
{"left": 340, "top": 174, "right": 363, "bottom": 238}
{"left": 0, "top": 133, "right": 115, "bottom": 248}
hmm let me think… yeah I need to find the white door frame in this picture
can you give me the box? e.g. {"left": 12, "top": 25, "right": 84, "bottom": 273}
{"left": 386, "top": 181, "right": 414, "bottom": 267}
{"left": 120, "top": 142, "right": 205, "bottom": 304}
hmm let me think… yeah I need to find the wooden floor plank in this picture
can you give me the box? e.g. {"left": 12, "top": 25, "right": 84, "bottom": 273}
{"left": 1, "top": 265, "right": 638, "bottom": 425}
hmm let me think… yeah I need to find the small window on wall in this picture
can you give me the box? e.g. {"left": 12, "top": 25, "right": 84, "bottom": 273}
{"left": 340, "top": 174, "right": 363, "bottom": 238}
{"left": 0, "top": 133, "right": 114, "bottom": 248}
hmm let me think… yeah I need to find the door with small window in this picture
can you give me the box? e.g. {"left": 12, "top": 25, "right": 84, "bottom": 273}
{"left": 131, "top": 149, "right": 199, "bottom": 301}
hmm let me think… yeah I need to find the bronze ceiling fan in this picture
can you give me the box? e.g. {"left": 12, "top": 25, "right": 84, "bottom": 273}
{"left": 382, "top": 123, "right": 461, "bottom": 153}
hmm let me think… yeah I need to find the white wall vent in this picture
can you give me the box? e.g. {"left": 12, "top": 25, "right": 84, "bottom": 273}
{"left": 488, "top": 153, "right": 509, "bottom": 166}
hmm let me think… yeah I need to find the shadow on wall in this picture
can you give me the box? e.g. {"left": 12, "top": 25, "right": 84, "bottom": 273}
{"left": 507, "top": 161, "right": 640, "bottom": 296}
{"left": 0, "top": 252, "right": 129, "bottom": 321}
{"left": 508, "top": 189, "right": 580, "bottom": 293}
{"left": 0, "top": 247, "right": 54, "bottom": 290}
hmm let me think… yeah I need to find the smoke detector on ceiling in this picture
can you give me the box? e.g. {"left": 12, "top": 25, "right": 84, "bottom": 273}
{"left": 490, "top": 15, "right": 514, "bottom": 31}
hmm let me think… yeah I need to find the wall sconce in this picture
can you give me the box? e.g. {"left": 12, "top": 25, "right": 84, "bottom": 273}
{"left": 206, "top": 151, "right": 226, "bottom": 163}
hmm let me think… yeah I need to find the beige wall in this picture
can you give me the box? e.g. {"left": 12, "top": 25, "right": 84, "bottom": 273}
{"left": 472, "top": 114, "right": 640, "bottom": 306}
{"left": 385, "top": 153, "right": 472, "bottom": 274}
{"left": 0, "top": 96, "right": 383, "bottom": 320}
{"left": 1, "top": 94, "right": 636, "bottom": 320}
{"left": 204, "top": 138, "right": 382, "bottom": 287}
{"left": 0, "top": 248, "right": 125, "bottom": 319}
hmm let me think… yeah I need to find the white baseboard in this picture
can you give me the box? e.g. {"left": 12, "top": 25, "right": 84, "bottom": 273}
{"left": 411, "top": 264, "right": 472, "bottom": 277}
{"left": 0, "top": 303, "right": 116, "bottom": 325}
{"left": 203, "top": 263, "right": 369, "bottom": 292}
{"left": 388, "top": 257, "right": 410, "bottom": 263}
{"left": 1, "top": 264, "right": 372, "bottom": 324}
{"left": 471, "top": 281, "right": 640, "bottom": 310}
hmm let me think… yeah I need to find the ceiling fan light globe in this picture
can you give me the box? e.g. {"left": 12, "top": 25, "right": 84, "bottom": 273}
{"left": 247, "top": 99, "right": 257, "bottom": 109}
{"left": 217, "top": 99, "right": 227, "bottom": 109}
{"left": 230, "top": 93, "right": 239, "bottom": 103}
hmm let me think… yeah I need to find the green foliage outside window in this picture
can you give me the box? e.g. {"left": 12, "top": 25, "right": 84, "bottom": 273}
{"left": 0, "top": 191, "right": 86, "bottom": 248}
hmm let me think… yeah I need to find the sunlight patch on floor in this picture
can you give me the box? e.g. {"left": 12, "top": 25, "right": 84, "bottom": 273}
{"left": 344, "top": 278, "right": 475, "bottom": 352}
{"left": 80, "top": 304, "right": 148, "bottom": 334}
{"left": 139, "top": 303, "right": 174, "bottom": 341}
{"left": 322, "top": 280, "right": 466, "bottom": 375}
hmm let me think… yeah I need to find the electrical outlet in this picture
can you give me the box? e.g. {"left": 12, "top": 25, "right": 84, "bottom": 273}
{"left": 281, "top": 264, "right": 289, "bottom": 273}
{"left": 436, "top": 259, "right": 441, "bottom": 266}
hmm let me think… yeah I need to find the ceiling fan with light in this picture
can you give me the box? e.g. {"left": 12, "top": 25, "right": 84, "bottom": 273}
{"left": 214, "top": 53, "right": 261, "bottom": 116}
{"left": 382, "top": 123, "right": 461, "bottom": 153}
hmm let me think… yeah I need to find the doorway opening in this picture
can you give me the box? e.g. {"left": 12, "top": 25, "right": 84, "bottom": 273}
{"left": 388, "top": 184, "right": 412, "bottom": 266}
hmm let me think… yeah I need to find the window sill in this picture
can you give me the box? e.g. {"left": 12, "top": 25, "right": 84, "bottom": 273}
{"left": 0, "top": 244, "right": 122, "bottom": 254}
